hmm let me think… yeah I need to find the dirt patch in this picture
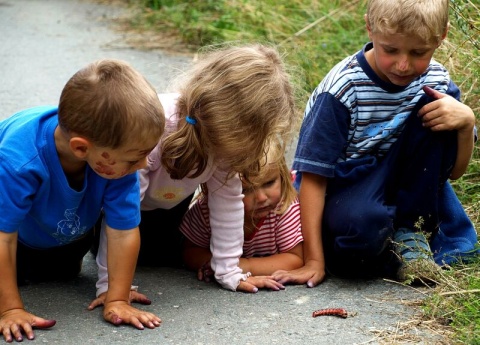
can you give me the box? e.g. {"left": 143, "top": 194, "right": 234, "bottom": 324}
{"left": 88, "top": 0, "right": 195, "bottom": 56}
{"left": 114, "top": 25, "right": 195, "bottom": 56}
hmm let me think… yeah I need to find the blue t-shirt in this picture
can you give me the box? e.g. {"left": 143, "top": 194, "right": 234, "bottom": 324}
{"left": 293, "top": 42, "right": 460, "bottom": 183}
{"left": 0, "top": 106, "right": 141, "bottom": 249}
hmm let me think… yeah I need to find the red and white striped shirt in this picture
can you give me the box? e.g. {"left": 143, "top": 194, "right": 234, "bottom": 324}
{"left": 180, "top": 197, "right": 303, "bottom": 257}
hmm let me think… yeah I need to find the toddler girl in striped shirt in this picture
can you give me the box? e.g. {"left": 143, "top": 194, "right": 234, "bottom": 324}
{"left": 179, "top": 140, "right": 303, "bottom": 291}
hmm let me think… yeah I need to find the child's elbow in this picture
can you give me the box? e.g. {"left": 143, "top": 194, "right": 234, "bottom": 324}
{"left": 450, "top": 168, "right": 465, "bottom": 180}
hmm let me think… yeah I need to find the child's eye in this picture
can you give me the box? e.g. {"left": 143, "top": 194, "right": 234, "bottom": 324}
{"left": 262, "top": 179, "right": 276, "bottom": 188}
{"left": 242, "top": 188, "right": 253, "bottom": 194}
{"left": 242, "top": 182, "right": 257, "bottom": 194}
{"left": 383, "top": 48, "right": 396, "bottom": 54}
{"left": 128, "top": 160, "right": 140, "bottom": 166}
{"left": 411, "top": 50, "right": 428, "bottom": 57}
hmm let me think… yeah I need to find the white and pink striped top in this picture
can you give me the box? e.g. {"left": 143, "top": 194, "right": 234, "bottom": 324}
{"left": 180, "top": 197, "right": 303, "bottom": 257}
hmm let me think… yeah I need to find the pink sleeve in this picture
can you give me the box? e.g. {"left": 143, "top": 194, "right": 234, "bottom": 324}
{"left": 140, "top": 140, "right": 162, "bottom": 202}
{"left": 95, "top": 219, "right": 109, "bottom": 296}
{"left": 206, "top": 167, "right": 247, "bottom": 291}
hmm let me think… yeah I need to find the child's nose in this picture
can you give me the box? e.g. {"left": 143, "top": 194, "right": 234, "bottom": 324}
{"left": 397, "top": 56, "right": 410, "bottom": 71}
{"left": 255, "top": 189, "right": 268, "bottom": 202}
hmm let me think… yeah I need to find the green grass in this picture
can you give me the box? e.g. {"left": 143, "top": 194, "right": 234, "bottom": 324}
{"left": 125, "top": 0, "right": 371, "bottom": 102}
{"left": 120, "top": 0, "right": 480, "bottom": 342}
{"left": 423, "top": 256, "right": 480, "bottom": 344}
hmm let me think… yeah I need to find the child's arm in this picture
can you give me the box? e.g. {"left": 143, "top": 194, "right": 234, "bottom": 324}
{"left": 182, "top": 238, "right": 212, "bottom": 271}
{"left": 89, "top": 222, "right": 151, "bottom": 310}
{"left": 239, "top": 243, "right": 303, "bottom": 276}
{"left": 273, "top": 172, "right": 327, "bottom": 287}
{"left": 419, "top": 86, "right": 475, "bottom": 179}
{"left": 182, "top": 237, "right": 288, "bottom": 290}
{"left": 182, "top": 238, "right": 215, "bottom": 281}
{"left": 0, "top": 231, "right": 55, "bottom": 342}
{"left": 241, "top": 198, "right": 304, "bottom": 276}
{"left": 178, "top": 197, "right": 215, "bottom": 281}
{"left": 101, "top": 225, "right": 160, "bottom": 329}
{"left": 206, "top": 170, "right": 253, "bottom": 291}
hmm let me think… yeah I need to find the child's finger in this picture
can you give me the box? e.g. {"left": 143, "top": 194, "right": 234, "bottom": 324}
{"left": 307, "top": 271, "right": 326, "bottom": 288}
{"left": 271, "top": 270, "right": 292, "bottom": 284}
{"left": 11, "top": 324, "right": 26, "bottom": 342}
{"left": 105, "top": 312, "right": 124, "bottom": 326}
{"left": 130, "top": 291, "right": 152, "bottom": 305}
{"left": 264, "top": 279, "right": 285, "bottom": 291}
{"left": 128, "top": 316, "right": 144, "bottom": 330}
{"left": 87, "top": 297, "right": 105, "bottom": 310}
{"left": 1, "top": 327, "right": 13, "bottom": 343}
{"left": 32, "top": 318, "right": 56, "bottom": 329}
{"left": 423, "top": 86, "right": 446, "bottom": 99}
{"left": 136, "top": 312, "right": 161, "bottom": 329}
{"left": 236, "top": 281, "right": 258, "bottom": 293}
{"left": 197, "top": 268, "right": 204, "bottom": 281}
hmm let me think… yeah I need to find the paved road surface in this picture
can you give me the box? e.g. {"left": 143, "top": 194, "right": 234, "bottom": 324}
{"left": 0, "top": 1, "right": 440, "bottom": 344}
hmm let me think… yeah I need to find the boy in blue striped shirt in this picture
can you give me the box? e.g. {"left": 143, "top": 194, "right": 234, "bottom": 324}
{"left": 274, "top": 0, "right": 477, "bottom": 286}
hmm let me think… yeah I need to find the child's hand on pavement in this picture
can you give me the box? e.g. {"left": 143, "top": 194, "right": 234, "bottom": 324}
{"left": 0, "top": 308, "right": 56, "bottom": 343}
{"left": 88, "top": 290, "right": 152, "bottom": 310}
{"left": 236, "top": 275, "right": 285, "bottom": 293}
{"left": 197, "top": 261, "right": 214, "bottom": 282}
{"left": 419, "top": 86, "right": 475, "bottom": 133}
{"left": 272, "top": 259, "right": 326, "bottom": 288}
{"left": 103, "top": 301, "right": 161, "bottom": 330}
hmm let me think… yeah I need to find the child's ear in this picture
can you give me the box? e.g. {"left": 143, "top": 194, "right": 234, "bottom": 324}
{"left": 437, "top": 22, "right": 449, "bottom": 48}
{"left": 364, "top": 14, "right": 373, "bottom": 39}
{"left": 441, "top": 22, "right": 449, "bottom": 41}
{"left": 69, "top": 136, "right": 92, "bottom": 159}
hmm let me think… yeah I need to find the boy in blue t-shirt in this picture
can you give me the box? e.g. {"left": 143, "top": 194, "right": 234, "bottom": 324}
{"left": 274, "top": 0, "right": 477, "bottom": 287}
{"left": 0, "top": 59, "right": 164, "bottom": 342}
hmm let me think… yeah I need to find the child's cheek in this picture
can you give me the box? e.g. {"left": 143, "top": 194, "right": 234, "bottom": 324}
{"left": 101, "top": 152, "right": 118, "bottom": 166}
{"left": 94, "top": 161, "right": 116, "bottom": 176}
{"left": 120, "top": 168, "right": 130, "bottom": 176}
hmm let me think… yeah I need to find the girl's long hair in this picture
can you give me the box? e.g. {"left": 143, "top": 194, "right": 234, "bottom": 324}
{"left": 162, "top": 44, "right": 296, "bottom": 181}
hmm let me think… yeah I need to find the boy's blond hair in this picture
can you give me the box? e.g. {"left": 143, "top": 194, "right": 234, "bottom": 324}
{"left": 58, "top": 59, "right": 165, "bottom": 149}
{"left": 246, "top": 139, "right": 297, "bottom": 215}
{"left": 366, "top": 0, "right": 449, "bottom": 43}
{"left": 162, "top": 44, "right": 296, "bottom": 181}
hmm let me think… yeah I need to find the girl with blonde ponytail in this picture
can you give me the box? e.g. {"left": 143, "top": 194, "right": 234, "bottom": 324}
{"left": 92, "top": 44, "right": 297, "bottom": 306}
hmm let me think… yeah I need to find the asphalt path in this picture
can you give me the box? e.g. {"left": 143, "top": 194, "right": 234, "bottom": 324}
{"left": 0, "top": 1, "right": 441, "bottom": 344}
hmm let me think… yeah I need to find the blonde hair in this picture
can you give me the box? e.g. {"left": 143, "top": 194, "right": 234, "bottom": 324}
{"left": 198, "top": 139, "right": 297, "bottom": 214}
{"left": 366, "top": 0, "right": 449, "bottom": 43}
{"left": 162, "top": 44, "right": 296, "bottom": 181}
{"left": 245, "top": 139, "right": 297, "bottom": 215}
{"left": 58, "top": 59, "right": 164, "bottom": 149}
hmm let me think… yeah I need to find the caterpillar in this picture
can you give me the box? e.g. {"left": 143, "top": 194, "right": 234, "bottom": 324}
{"left": 312, "top": 308, "right": 348, "bottom": 318}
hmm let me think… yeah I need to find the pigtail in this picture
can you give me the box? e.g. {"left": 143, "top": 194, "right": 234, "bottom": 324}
{"left": 162, "top": 100, "right": 209, "bottom": 179}
{"left": 164, "top": 44, "right": 297, "bottom": 184}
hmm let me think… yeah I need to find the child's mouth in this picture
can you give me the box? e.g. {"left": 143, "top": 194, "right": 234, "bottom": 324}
{"left": 255, "top": 205, "right": 271, "bottom": 213}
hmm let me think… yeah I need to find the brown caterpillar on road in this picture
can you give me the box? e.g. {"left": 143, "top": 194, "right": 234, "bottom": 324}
{"left": 312, "top": 308, "right": 348, "bottom": 318}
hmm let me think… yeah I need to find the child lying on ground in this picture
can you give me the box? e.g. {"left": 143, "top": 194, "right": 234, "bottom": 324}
{"left": 180, "top": 140, "right": 303, "bottom": 291}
